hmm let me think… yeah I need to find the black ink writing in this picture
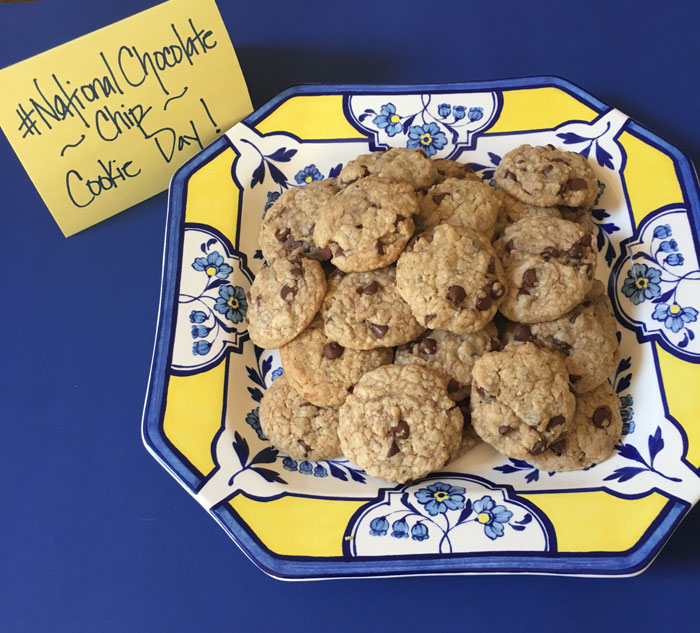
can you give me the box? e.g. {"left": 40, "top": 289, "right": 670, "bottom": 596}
{"left": 66, "top": 158, "right": 141, "bottom": 208}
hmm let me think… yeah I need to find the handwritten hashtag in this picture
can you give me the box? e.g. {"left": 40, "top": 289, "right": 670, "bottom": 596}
{"left": 16, "top": 103, "right": 40, "bottom": 137}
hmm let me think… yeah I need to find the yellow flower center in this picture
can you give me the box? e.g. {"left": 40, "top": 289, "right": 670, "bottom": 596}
{"left": 419, "top": 133, "right": 432, "bottom": 146}
{"left": 433, "top": 491, "right": 449, "bottom": 502}
{"left": 477, "top": 512, "right": 491, "bottom": 524}
{"left": 305, "top": 175, "right": 313, "bottom": 183}
{"left": 206, "top": 266, "right": 217, "bottom": 276}
{"left": 227, "top": 297, "right": 239, "bottom": 310}
{"left": 669, "top": 303, "right": 682, "bottom": 315}
{"left": 390, "top": 114, "right": 400, "bottom": 123}
{"left": 634, "top": 277, "right": 649, "bottom": 289}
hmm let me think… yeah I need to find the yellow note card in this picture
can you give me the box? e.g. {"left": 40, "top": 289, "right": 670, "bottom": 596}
{"left": 0, "top": 0, "right": 252, "bottom": 236}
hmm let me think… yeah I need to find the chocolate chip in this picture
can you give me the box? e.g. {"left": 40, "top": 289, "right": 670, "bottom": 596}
{"left": 375, "top": 239, "right": 384, "bottom": 255}
{"left": 475, "top": 385, "right": 485, "bottom": 397}
{"left": 347, "top": 385, "right": 354, "bottom": 394}
{"left": 489, "top": 338, "right": 503, "bottom": 352}
{"left": 542, "top": 164, "right": 553, "bottom": 175}
{"left": 394, "top": 215, "right": 406, "bottom": 225}
{"left": 415, "top": 148, "right": 428, "bottom": 158}
{"left": 550, "top": 438, "right": 567, "bottom": 456}
{"left": 316, "top": 246, "right": 332, "bottom": 261}
{"left": 548, "top": 415, "right": 566, "bottom": 429}
{"left": 299, "top": 401, "right": 314, "bottom": 407}
{"left": 498, "top": 425, "right": 513, "bottom": 435}
{"left": 522, "top": 268, "right": 537, "bottom": 287}
{"left": 424, "top": 314, "right": 436, "bottom": 325}
{"left": 308, "top": 224, "right": 315, "bottom": 236}
{"left": 505, "top": 170, "right": 516, "bottom": 181}
{"left": 551, "top": 338, "right": 571, "bottom": 355}
{"left": 476, "top": 295, "right": 492, "bottom": 311}
{"left": 360, "top": 165, "right": 370, "bottom": 177}
{"left": 418, "top": 338, "right": 437, "bottom": 355}
{"left": 567, "top": 243, "right": 584, "bottom": 258}
{"left": 569, "top": 374, "right": 581, "bottom": 383}
{"left": 546, "top": 144, "right": 555, "bottom": 150}
{"left": 354, "top": 224, "right": 363, "bottom": 229}
{"left": 513, "top": 324, "right": 531, "bottom": 342}
{"left": 367, "top": 322, "right": 389, "bottom": 338}
{"left": 447, "top": 285, "right": 466, "bottom": 305}
{"left": 284, "top": 236, "right": 303, "bottom": 251}
{"left": 298, "top": 439, "right": 312, "bottom": 455}
{"left": 275, "top": 227, "right": 291, "bottom": 242}
{"left": 447, "top": 379, "right": 460, "bottom": 393}
{"left": 334, "top": 244, "right": 346, "bottom": 257}
{"left": 551, "top": 158, "right": 567, "bottom": 164}
{"left": 290, "top": 267, "right": 304, "bottom": 278}
{"left": 592, "top": 406, "right": 612, "bottom": 428}
{"left": 386, "top": 440, "right": 400, "bottom": 458}
{"left": 517, "top": 287, "right": 530, "bottom": 297}
{"left": 391, "top": 419, "right": 410, "bottom": 440}
{"left": 540, "top": 246, "right": 559, "bottom": 260}
{"left": 490, "top": 281, "right": 505, "bottom": 299}
{"left": 432, "top": 192, "right": 448, "bottom": 205}
{"left": 487, "top": 256, "right": 496, "bottom": 274}
{"left": 567, "top": 178, "right": 588, "bottom": 191}
{"left": 329, "top": 269, "right": 345, "bottom": 280}
{"left": 569, "top": 307, "right": 582, "bottom": 323}
{"left": 529, "top": 440, "right": 545, "bottom": 456}
{"left": 505, "top": 239, "right": 515, "bottom": 253}
{"left": 357, "top": 281, "right": 380, "bottom": 295}
{"left": 280, "top": 285, "right": 297, "bottom": 301}
{"left": 323, "top": 342, "right": 344, "bottom": 360}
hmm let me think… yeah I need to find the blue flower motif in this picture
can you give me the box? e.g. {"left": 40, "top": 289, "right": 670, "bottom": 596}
{"left": 189, "top": 310, "right": 207, "bottom": 324}
{"left": 192, "top": 340, "right": 211, "bottom": 355}
{"left": 407, "top": 122, "right": 448, "bottom": 157}
{"left": 299, "top": 461, "right": 313, "bottom": 475}
{"left": 622, "top": 420, "right": 636, "bottom": 435}
{"left": 191, "top": 325, "right": 209, "bottom": 338}
{"left": 658, "top": 239, "right": 678, "bottom": 253}
{"left": 246, "top": 408, "right": 266, "bottom": 440}
{"left": 453, "top": 105, "right": 466, "bottom": 121}
{"left": 270, "top": 367, "right": 284, "bottom": 382}
{"left": 214, "top": 285, "right": 248, "bottom": 323}
{"left": 264, "top": 191, "right": 281, "bottom": 215}
{"left": 621, "top": 407, "right": 634, "bottom": 422}
{"left": 437, "top": 103, "right": 451, "bottom": 118}
{"left": 665, "top": 253, "right": 685, "bottom": 267}
{"left": 653, "top": 224, "right": 672, "bottom": 239}
{"left": 620, "top": 395, "right": 633, "bottom": 408}
{"left": 468, "top": 107, "right": 484, "bottom": 122}
{"left": 411, "top": 522, "right": 429, "bottom": 541}
{"left": 192, "top": 251, "right": 233, "bottom": 279}
{"left": 295, "top": 164, "right": 323, "bottom": 185}
{"left": 651, "top": 303, "right": 698, "bottom": 333}
{"left": 621, "top": 263, "right": 662, "bottom": 304}
{"left": 282, "top": 457, "right": 298, "bottom": 471}
{"left": 372, "top": 103, "right": 402, "bottom": 137}
{"left": 313, "top": 464, "right": 328, "bottom": 477}
{"left": 473, "top": 495, "right": 513, "bottom": 540}
{"left": 369, "top": 516, "right": 389, "bottom": 536}
{"left": 415, "top": 482, "right": 466, "bottom": 516}
{"left": 391, "top": 518, "right": 409, "bottom": 539}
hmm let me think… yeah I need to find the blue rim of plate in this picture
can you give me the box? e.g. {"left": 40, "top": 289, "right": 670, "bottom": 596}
{"left": 142, "top": 75, "right": 700, "bottom": 579}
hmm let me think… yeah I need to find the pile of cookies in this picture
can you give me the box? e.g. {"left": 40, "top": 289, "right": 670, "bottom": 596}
{"left": 249, "top": 145, "right": 622, "bottom": 483}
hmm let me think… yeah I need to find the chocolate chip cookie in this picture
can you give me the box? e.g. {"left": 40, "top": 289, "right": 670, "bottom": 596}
{"left": 280, "top": 314, "right": 394, "bottom": 406}
{"left": 433, "top": 158, "right": 480, "bottom": 184}
{"left": 526, "top": 382, "right": 622, "bottom": 471}
{"left": 247, "top": 256, "right": 327, "bottom": 349}
{"left": 415, "top": 177, "right": 501, "bottom": 238}
{"left": 338, "top": 147, "right": 438, "bottom": 190}
{"left": 494, "top": 144, "right": 598, "bottom": 208}
{"left": 470, "top": 343, "right": 576, "bottom": 460}
{"left": 338, "top": 364, "right": 463, "bottom": 483}
{"left": 396, "top": 224, "right": 507, "bottom": 333}
{"left": 259, "top": 179, "right": 339, "bottom": 263}
{"left": 493, "top": 187, "right": 562, "bottom": 237}
{"left": 313, "top": 176, "right": 417, "bottom": 272}
{"left": 503, "top": 281, "right": 619, "bottom": 394}
{"left": 259, "top": 375, "right": 342, "bottom": 461}
{"left": 321, "top": 266, "right": 424, "bottom": 349}
{"left": 494, "top": 215, "right": 596, "bottom": 323}
{"left": 394, "top": 323, "right": 500, "bottom": 401}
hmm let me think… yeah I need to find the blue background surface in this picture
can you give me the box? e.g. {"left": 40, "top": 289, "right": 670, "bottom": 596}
{"left": 1, "top": 1, "right": 699, "bottom": 631}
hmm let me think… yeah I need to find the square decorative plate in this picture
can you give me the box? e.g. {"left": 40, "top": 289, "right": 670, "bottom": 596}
{"left": 143, "top": 77, "right": 700, "bottom": 579}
